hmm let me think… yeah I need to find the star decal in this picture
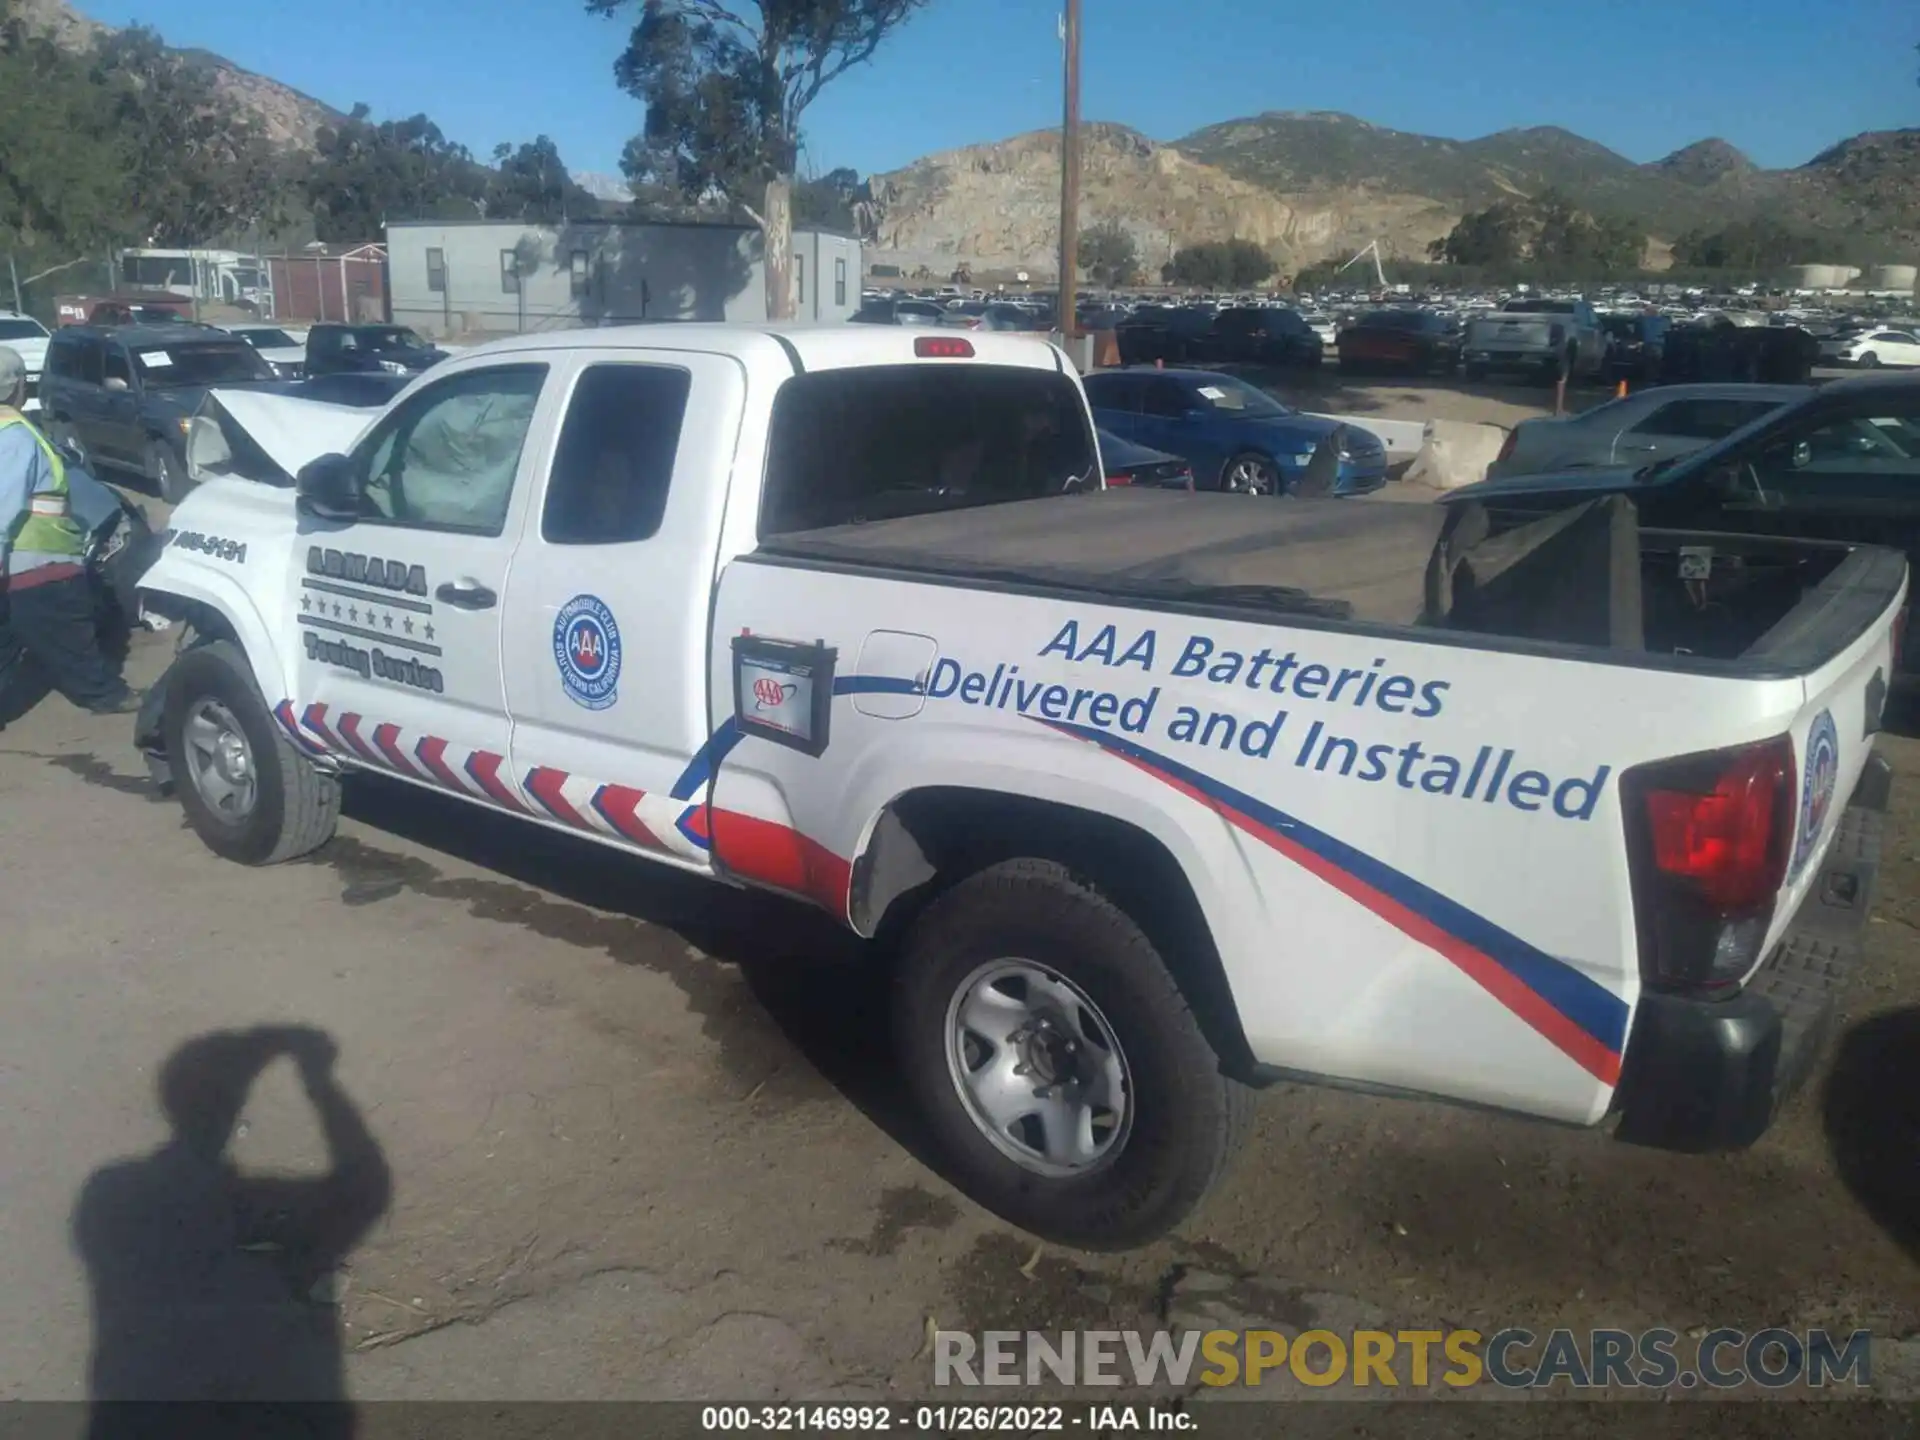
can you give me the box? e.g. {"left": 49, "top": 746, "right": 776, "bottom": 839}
{"left": 383, "top": 612, "right": 394, "bottom": 630}
{"left": 348, "top": 606, "right": 359, "bottom": 623}
{"left": 300, "top": 594, "right": 311, "bottom": 611}
{"left": 332, "top": 602, "right": 342, "bottom": 618}
{"left": 424, "top": 623, "right": 436, "bottom": 641}
{"left": 402, "top": 616, "right": 414, "bottom": 635}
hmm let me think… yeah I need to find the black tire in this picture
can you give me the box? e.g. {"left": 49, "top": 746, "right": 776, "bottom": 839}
{"left": 1859, "top": 352, "right": 1880, "bottom": 369}
{"left": 165, "top": 639, "right": 339, "bottom": 864}
{"left": 149, "top": 439, "right": 192, "bottom": 504}
{"left": 893, "top": 858, "right": 1248, "bottom": 1250}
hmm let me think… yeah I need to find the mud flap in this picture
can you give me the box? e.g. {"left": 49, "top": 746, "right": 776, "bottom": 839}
{"left": 135, "top": 663, "right": 175, "bottom": 792}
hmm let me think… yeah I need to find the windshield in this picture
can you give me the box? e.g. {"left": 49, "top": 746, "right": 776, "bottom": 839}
{"left": 0, "top": 319, "right": 49, "bottom": 342}
{"left": 1503, "top": 301, "right": 1575, "bottom": 314}
{"left": 133, "top": 342, "right": 274, "bottom": 387}
{"left": 361, "top": 327, "right": 426, "bottom": 352}
{"left": 1192, "top": 375, "right": 1290, "bottom": 417}
{"left": 761, "top": 365, "right": 1097, "bottom": 533}
{"left": 237, "top": 328, "right": 298, "bottom": 349}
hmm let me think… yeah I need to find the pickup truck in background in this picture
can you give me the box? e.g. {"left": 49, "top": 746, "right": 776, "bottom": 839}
{"left": 1464, "top": 298, "right": 1607, "bottom": 383}
{"left": 304, "top": 323, "right": 451, "bottom": 381}
{"left": 133, "top": 325, "right": 1900, "bottom": 1250}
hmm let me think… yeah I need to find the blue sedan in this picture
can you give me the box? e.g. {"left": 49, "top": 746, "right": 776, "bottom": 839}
{"left": 1083, "top": 367, "right": 1388, "bottom": 496}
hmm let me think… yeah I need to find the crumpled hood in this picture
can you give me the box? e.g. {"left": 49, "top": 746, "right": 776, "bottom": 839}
{"left": 187, "top": 388, "right": 373, "bottom": 484}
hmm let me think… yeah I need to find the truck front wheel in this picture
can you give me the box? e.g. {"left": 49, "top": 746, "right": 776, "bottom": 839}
{"left": 893, "top": 858, "right": 1246, "bottom": 1250}
{"left": 165, "top": 640, "right": 339, "bottom": 865}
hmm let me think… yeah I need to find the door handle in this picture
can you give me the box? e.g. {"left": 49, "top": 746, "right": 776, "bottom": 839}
{"left": 435, "top": 580, "right": 497, "bottom": 610}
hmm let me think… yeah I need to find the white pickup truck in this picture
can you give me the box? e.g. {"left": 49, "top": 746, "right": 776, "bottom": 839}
{"left": 134, "top": 325, "right": 1900, "bottom": 1250}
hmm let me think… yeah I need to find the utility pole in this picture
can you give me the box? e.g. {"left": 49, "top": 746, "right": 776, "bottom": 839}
{"left": 1057, "top": 0, "right": 1082, "bottom": 342}
{"left": 7, "top": 254, "right": 21, "bottom": 315}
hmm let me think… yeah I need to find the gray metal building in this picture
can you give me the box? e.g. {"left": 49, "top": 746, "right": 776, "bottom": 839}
{"left": 385, "top": 218, "right": 862, "bottom": 339}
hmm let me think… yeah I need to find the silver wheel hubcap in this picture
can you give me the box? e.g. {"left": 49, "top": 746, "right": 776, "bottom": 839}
{"left": 944, "top": 959, "right": 1133, "bottom": 1177}
{"left": 1226, "top": 460, "right": 1271, "bottom": 494}
{"left": 182, "top": 699, "right": 258, "bottom": 821}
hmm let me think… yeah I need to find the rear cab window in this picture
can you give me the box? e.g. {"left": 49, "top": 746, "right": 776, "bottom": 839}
{"left": 542, "top": 363, "right": 692, "bottom": 544}
{"left": 760, "top": 364, "right": 1096, "bottom": 534}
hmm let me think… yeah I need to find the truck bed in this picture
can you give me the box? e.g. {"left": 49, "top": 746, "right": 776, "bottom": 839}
{"left": 760, "top": 488, "right": 1906, "bottom": 675}
{"left": 763, "top": 488, "right": 1446, "bottom": 626}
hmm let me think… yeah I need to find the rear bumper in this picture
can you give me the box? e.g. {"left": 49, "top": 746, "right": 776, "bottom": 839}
{"left": 1611, "top": 753, "right": 1890, "bottom": 1152}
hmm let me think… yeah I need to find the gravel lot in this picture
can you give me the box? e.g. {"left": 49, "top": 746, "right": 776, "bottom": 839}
{"left": 2, "top": 430, "right": 1916, "bottom": 1425}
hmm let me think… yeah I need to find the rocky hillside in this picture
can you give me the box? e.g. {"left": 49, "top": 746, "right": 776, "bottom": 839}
{"left": 861, "top": 123, "right": 1455, "bottom": 278}
{"left": 865, "top": 109, "right": 1918, "bottom": 278}
{"left": 17, "top": 0, "right": 339, "bottom": 148}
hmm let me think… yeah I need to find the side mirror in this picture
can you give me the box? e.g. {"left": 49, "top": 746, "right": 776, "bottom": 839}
{"left": 103, "top": 376, "right": 129, "bottom": 393}
{"left": 295, "top": 454, "right": 362, "bottom": 520}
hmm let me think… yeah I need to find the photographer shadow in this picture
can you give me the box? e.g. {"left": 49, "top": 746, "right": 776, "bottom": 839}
{"left": 73, "top": 1027, "right": 391, "bottom": 1436}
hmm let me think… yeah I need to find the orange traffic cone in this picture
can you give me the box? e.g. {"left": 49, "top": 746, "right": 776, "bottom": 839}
{"left": 1616, "top": 379, "right": 1628, "bottom": 398}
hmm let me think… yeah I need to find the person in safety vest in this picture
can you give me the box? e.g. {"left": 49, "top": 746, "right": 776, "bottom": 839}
{"left": 0, "top": 346, "right": 140, "bottom": 724}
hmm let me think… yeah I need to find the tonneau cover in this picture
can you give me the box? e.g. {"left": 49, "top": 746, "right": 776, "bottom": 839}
{"left": 764, "top": 488, "right": 1450, "bottom": 625}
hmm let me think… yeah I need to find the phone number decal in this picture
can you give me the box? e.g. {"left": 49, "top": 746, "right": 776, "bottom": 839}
{"left": 168, "top": 529, "right": 248, "bottom": 564}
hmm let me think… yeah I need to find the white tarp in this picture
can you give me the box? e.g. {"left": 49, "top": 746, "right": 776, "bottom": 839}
{"left": 188, "top": 390, "right": 372, "bottom": 484}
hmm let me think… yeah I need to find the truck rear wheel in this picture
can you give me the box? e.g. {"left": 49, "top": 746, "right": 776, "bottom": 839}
{"left": 165, "top": 640, "right": 339, "bottom": 865}
{"left": 893, "top": 858, "right": 1247, "bottom": 1250}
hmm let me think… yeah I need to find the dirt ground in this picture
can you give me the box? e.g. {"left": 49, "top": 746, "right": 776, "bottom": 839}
{"left": 2, "top": 439, "right": 1917, "bottom": 1427}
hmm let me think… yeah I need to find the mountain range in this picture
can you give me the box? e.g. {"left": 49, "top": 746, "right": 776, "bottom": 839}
{"left": 862, "top": 113, "right": 1920, "bottom": 278}
{"left": 19, "top": 0, "right": 1919, "bottom": 276}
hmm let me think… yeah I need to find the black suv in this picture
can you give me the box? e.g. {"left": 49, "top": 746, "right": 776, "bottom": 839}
{"left": 304, "top": 323, "right": 448, "bottom": 378}
{"left": 39, "top": 325, "right": 277, "bottom": 501}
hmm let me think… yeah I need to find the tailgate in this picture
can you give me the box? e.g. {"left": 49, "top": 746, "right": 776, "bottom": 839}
{"left": 1472, "top": 318, "right": 1552, "bottom": 348}
{"left": 1758, "top": 557, "right": 1906, "bottom": 965}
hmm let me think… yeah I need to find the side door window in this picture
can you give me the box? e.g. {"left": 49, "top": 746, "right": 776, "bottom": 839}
{"left": 94, "top": 344, "right": 137, "bottom": 461}
{"left": 502, "top": 354, "right": 735, "bottom": 867}
{"left": 1737, "top": 397, "right": 1920, "bottom": 517}
{"left": 1619, "top": 398, "right": 1779, "bottom": 462}
{"left": 294, "top": 363, "right": 551, "bottom": 808}
{"left": 350, "top": 366, "right": 546, "bottom": 536}
{"left": 1082, "top": 374, "right": 1141, "bottom": 438}
{"left": 1136, "top": 376, "right": 1196, "bottom": 458}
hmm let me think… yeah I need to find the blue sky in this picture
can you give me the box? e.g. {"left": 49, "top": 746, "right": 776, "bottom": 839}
{"left": 88, "top": 0, "right": 1916, "bottom": 178}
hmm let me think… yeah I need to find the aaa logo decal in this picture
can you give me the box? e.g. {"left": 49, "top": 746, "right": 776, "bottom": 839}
{"left": 1790, "top": 709, "right": 1839, "bottom": 880}
{"left": 753, "top": 677, "right": 798, "bottom": 710}
{"left": 553, "top": 594, "right": 622, "bottom": 711}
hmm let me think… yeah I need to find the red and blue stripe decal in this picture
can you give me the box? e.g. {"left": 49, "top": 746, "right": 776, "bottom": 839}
{"left": 1039, "top": 718, "right": 1628, "bottom": 1085}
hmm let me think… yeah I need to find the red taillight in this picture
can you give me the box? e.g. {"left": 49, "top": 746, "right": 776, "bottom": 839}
{"left": 1644, "top": 747, "right": 1790, "bottom": 910}
{"left": 1893, "top": 606, "right": 1909, "bottom": 666}
{"left": 1104, "top": 473, "right": 1132, "bottom": 486}
{"left": 1496, "top": 428, "right": 1518, "bottom": 463}
{"left": 1623, "top": 735, "right": 1794, "bottom": 992}
{"left": 915, "top": 336, "right": 975, "bottom": 358}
